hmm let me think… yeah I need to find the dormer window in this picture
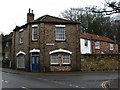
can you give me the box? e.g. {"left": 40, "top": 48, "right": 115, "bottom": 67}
{"left": 32, "top": 25, "right": 38, "bottom": 41}
{"left": 55, "top": 25, "right": 65, "bottom": 41}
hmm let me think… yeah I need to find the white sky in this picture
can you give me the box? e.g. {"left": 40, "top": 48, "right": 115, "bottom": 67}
{"left": 0, "top": 0, "right": 113, "bottom": 35}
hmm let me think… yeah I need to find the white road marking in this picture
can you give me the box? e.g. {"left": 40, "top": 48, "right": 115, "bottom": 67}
{"left": 1, "top": 80, "right": 4, "bottom": 82}
{"left": 5, "top": 81, "right": 8, "bottom": 83}
{"left": 2, "top": 80, "right": 8, "bottom": 83}
{"left": 21, "top": 86, "right": 32, "bottom": 90}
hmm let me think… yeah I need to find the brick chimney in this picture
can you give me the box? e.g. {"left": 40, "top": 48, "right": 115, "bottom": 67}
{"left": 27, "top": 8, "right": 34, "bottom": 23}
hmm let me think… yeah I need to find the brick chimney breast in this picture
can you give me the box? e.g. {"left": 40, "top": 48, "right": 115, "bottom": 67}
{"left": 27, "top": 8, "right": 34, "bottom": 23}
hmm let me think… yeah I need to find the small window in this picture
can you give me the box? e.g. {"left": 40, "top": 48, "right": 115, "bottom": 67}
{"left": 62, "top": 54, "right": 70, "bottom": 64}
{"left": 85, "top": 40, "right": 88, "bottom": 46}
{"left": 32, "top": 26, "right": 38, "bottom": 41}
{"left": 6, "top": 42, "right": 8, "bottom": 47}
{"left": 109, "top": 44, "right": 113, "bottom": 50}
{"left": 17, "top": 54, "right": 25, "bottom": 68}
{"left": 55, "top": 26, "right": 65, "bottom": 41}
{"left": 19, "top": 31, "right": 23, "bottom": 44}
{"left": 5, "top": 52, "right": 8, "bottom": 59}
{"left": 95, "top": 42, "right": 100, "bottom": 49}
{"left": 51, "top": 54, "right": 59, "bottom": 64}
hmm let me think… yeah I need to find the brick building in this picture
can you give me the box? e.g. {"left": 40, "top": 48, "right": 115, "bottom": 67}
{"left": 80, "top": 33, "right": 118, "bottom": 54}
{"left": 12, "top": 9, "right": 81, "bottom": 72}
{"left": 2, "top": 32, "right": 13, "bottom": 67}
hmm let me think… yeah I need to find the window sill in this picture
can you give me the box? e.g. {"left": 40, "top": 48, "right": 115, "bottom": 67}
{"left": 50, "top": 64, "right": 60, "bottom": 66}
{"left": 55, "top": 40, "right": 66, "bottom": 42}
{"left": 31, "top": 40, "right": 38, "bottom": 42}
{"left": 19, "top": 42, "right": 23, "bottom": 45}
{"left": 95, "top": 48, "right": 100, "bottom": 50}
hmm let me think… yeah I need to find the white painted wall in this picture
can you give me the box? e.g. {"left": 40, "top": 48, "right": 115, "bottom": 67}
{"left": 80, "top": 38, "right": 92, "bottom": 54}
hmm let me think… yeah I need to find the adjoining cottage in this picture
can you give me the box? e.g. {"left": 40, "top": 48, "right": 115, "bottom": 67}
{"left": 12, "top": 9, "right": 81, "bottom": 72}
{"left": 2, "top": 32, "right": 13, "bottom": 68}
{"left": 80, "top": 33, "right": 118, "bottom": 54}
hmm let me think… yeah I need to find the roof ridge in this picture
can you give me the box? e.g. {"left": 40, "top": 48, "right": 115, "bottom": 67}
{"left": 80, "top": 33, "right": 114, "bottom": 43}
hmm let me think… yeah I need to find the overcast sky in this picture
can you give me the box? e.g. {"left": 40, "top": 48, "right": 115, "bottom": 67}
{"left": 0, "top": 0, "right": 115, "bottom": 35}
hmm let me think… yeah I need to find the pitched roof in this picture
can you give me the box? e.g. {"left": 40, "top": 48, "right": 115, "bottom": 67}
{"left": 80, "top": 33, "right": 115, "bottom": 43}
{"left": 13, "top": 15, "right": 80, "bottom": 31}
{"left": 31, "top": 15, "right": 80, "bottom": 24}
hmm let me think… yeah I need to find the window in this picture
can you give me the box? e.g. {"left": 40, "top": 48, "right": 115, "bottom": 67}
{"left": 19, "top": 31, "right": 23, "bottom": 44}
{"left": 17, "top": 54, "right": 25, "bottom": 68}
{"left": 5, "top": 52, "right": 8, "bottom": 59}
{"left": 6, "top": 42, "right": 8, "bottom": 47}
{"left": 62, "top": 54, "right": 70, "bottom": 64}
{"left": 95, "top": 42, "right": 100, "bottom": 49}
{"left": 32, "top": 26, "right": 38, "bottom": 41}
{"left": 109, "top": 44, "right": 113, "bottom": 50}
{"left": 84, "top": 40, "right": 88, "bottom": 46}
{"left": 51, "top": 54, "right": 59, "bottom": 64}
{"left": 55, "top": 26, "right": 65, "bottom": 41}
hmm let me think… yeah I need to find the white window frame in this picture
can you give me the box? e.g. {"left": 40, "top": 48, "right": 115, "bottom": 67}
{"left": 32, "top": 25, "right": 38, "bottom": 41}
{"left": 95, "top": 42, "right": 100, "bottom": 49}
{"left": 62, "top": 54, "right": 70, "bottom": 64}
{"left": 55, "top": 25, "right": 65, "bottom": 41}
{"left": 109, "top": 44, "right": 113, "bottom": 50}
{"left": 19, "top": 31, "right": 23, "bottom": 44}
{"left": 51, "top": 54, "right": 59, "bottom": 64}
{"left": 17, "top": 54, "right": 25, "bottom": 68}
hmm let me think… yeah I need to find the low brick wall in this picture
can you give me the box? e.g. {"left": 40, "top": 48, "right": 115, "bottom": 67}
{"left": 81, "top": 54, "right": 120, "bottom": 72}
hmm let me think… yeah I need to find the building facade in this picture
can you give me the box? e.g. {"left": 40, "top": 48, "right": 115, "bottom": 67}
{"left": 80, "top": 33, "right": 118, "bottom": 54}
{"left": 12, "top": 9, "right": 81, "bottom": 72}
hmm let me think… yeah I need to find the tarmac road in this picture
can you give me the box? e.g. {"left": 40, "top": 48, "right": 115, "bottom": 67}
{"left": 1, "top": 68, "right": 119, "bottom": 89}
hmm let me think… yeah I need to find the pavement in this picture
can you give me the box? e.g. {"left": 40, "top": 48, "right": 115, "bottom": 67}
{"left": 1, "top": 68, "right": 120, "bottom": 89}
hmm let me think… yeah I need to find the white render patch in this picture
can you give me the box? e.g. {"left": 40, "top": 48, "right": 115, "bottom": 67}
{"left": 55, "top": 25, "right": 66, "bottom": 27}
{"left": 30, "top": 48, "right": 40, "bottom": 53}
{"left": 49, "top": 48, "right": 72, "bottom": 54}
{"left": 16, "top": 51, "right": 26, "bottom": 56}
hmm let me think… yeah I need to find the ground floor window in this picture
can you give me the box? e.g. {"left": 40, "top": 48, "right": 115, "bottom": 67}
{"left": 51, "top": 54, "right": 59, "bottom": 64}
{"left": 50, "top": 53, "right": 70, "bottom": 65}
{"left": 17, "top": 54, "right": 25, "bottom": 68}
{"left": 62, "top": 54, "right": 70, "bottom": 64}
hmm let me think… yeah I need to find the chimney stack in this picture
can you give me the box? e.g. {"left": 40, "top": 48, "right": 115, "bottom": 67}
{"left": 27, "top": 8, "right": 34, "bottom": 23}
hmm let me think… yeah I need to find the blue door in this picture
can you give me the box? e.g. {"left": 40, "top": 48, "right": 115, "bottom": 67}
{"left": 31, "top": 55, "right": 40, "bottom": 71}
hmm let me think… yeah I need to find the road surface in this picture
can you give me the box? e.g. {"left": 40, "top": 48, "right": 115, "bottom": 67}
{"left": 2, "top": 71, "right": 118, "bottom": 89}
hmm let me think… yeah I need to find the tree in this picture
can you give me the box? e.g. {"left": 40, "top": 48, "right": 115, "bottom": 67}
{"left": 92, "top": 0, "right": 120, "bottom": 15}
{"left": 60, "top": 7, "right": 112, "bottom": 36}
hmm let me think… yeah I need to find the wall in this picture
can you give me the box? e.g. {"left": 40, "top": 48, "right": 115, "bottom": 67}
{"left": 81, "top": 54, "right": 119, "bottom": 72}
{"left": 43, "top": 23, "right": 81, "bottom": 71}
{"left": 80, "top": 38, "right": 92, "bottom": 54}
{"left": 92, "top": 40, "right": 118, "bottom": 54}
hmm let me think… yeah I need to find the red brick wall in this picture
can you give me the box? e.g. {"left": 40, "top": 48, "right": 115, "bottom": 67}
{"left": 92, "top": 41, "right": 118, "bottom": 54}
